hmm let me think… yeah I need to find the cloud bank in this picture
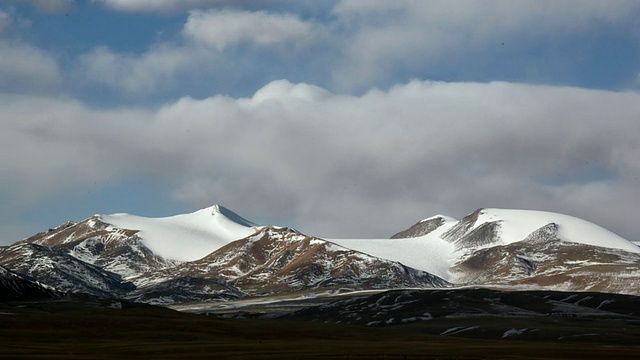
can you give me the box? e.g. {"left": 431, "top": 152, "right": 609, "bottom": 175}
{"left": 2, "top": 80, "right": 639, "bottom": 240}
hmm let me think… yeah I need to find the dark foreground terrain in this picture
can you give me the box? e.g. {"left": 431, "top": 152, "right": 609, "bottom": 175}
{"left": 1, "top": 291, "right": 640, "bottom": 359}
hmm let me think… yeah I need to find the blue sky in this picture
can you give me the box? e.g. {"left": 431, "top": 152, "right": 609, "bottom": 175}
{"left": 1, "top": 0, "right": 640, "bottom": 243}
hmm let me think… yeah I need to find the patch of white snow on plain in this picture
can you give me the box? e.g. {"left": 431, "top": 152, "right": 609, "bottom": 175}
{"left": 440, "top": 326, "right": 480, "bottom": 336}
{"left": 596, "top": 299, "right": 615, "bottom": 309}
{"left": 100, "top": 205, "right": 258, "bottom": 262}
{"left": 502, "top": 328, "right": 528, "bottom": 338}
{"left": 476, "top": 209, "right": 640, "bottom": 253}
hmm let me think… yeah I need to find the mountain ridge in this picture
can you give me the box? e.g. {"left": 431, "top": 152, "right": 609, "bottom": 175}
{"left": 1, "top": 204, "right": 638, "bottom": 305}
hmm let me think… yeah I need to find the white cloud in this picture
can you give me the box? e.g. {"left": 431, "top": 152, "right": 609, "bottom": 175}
{"left": 76, "top": 8, "right": 320, "bottom": 94}
{"left": 0, "top": 41, "right": 62, "bottom": 91}
{"left": 2, "top": 80, "right": 640, "bottom": 241}
{"left": 77, "top": 44, "right": 206, "bottom": 94}
{"left": 100, "top": 0, "right": 254, "bottom": 13}
{"left": 183, "top": 9, "right": 316, "bottom": 51}
{"left": 332, "top": 0, "right": 640, "bottom": 89}
{"left": 0, "top": 10, "right": 11, "bottom": 32}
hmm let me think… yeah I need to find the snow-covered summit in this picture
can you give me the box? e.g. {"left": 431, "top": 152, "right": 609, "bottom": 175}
{"left": 419, "top": 214, "right": 458, "bottom": 223}
{"left": 100, "top": 205, "right": 259, "bottom": 262}
{"left": 458, "top": 208, "right": 640, "bottom": 253}
{"left": 332, "top": 207, "right": 640, "bottom": 283}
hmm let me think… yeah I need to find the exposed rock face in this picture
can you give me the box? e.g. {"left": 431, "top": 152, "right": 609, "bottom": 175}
{"left": 391, "top": 216, "right": 446, "bottom": 239}
{"left": 442, "top": 209, "right": 484, "bottom": 242}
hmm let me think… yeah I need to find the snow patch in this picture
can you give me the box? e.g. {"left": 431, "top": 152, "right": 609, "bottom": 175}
{"left": 502, "top": 328, "right": 528, "bottom": 338}
{"left": 440, "top": 326, "right": 480, "bottom": 336}
{"left": 330, "top": 231, "right": 456, "bottom": 281}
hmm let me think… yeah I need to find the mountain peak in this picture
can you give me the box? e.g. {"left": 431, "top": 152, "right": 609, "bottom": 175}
{"left": 203, "top": 204, "right": 257, "bottom": 227}
{"left": 98, "top": 205, "right": 259, "bottom": 262}
{"left": 467, "top": 208, "right": 640, "bottom": 253}
{"left": 419, "top": 214, "right": 458, "bottom": 223}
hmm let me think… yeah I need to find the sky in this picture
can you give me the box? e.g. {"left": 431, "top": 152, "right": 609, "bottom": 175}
{"left": 1, "top": 0, "right": 640, "bottom": 244}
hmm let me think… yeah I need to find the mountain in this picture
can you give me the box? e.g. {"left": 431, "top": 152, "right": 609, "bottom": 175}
{"left": 99, "top": 205, "right": 258, "bottom": 262}
{"left": 192, "top": 226, "right": 447, "bottom": 294}
{"left": 129, "top": 226, "right": 448, "bottom": 304}
{"left": 0, "top": 242, "right": 135, "bottom": 298}
{"left": 0, "top": 205, "right": 448, "bottom": 304}
{"left": 21, "top": 205, "right": 257, "bottom": 280}
{"left": 335, "top": 208, "right": 640, "bottom": 295}
{"left": 451, "top": 221, "right": 640, "bottom": 294}
{"left": 440, "top": 208, "right": 639, "bottom": 253}
{"left": 1, "top": 205, "right": 639, "bottom": 305}
{"left": 0, "top": 265, "right": 60, "bottom": 301}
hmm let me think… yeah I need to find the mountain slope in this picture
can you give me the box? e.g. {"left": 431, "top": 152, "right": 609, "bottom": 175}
{"left": 132, "top": 226, "right": 449, "bottom": 303}
{"left": 21, "top": 217, "right": 176, "bottom": 280}
{"left": 452, "top": 223, "right": 640, "bottom": 294}
{"left": 0, "top": 265, "right": 60, "bottom": 301}
{"left": 0, "top": 242, "right": 135, "bottom": 297}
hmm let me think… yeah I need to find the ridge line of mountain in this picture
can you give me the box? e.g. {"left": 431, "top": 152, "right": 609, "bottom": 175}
{"left": 1, "top": 205, "right": 638, "bottom": 305}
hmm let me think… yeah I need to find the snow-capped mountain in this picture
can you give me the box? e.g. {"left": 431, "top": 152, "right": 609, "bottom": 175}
{"left": 1, "top": 205, "right": 260, "bottom": 301}
{"left": 440, "top": 208, "right": 639, "bottom": 253}
{"left": 335, "top": 208, "right": 640, "bottom": 294}
{"left": 99, "top": 205, "right": 258, "bottom": 262}
{"left": 1, "top": 205, "right": 639, "bottom": 304}
{"left": 0, "top": 204, "right": 448, "bottom": 303}
{"left": 127, "top": 226, "right": 448, "bottom": 305}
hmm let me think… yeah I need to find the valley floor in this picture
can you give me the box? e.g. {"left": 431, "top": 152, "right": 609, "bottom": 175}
{"left": 1, "top": 296, "right": 640, "bottom": 359}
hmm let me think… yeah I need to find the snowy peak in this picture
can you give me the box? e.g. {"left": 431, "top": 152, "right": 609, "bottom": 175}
{"left": 391, "top": 214, "right": 457, "bottom": 239}
{"left": 99, "top": 204, "right": 260, "bottom": 262}
{"left": 441, "top": 208, "right": 640, "bottom": 254}
{"left": 420, "top": 214, "right": 459, "bottom": 223}
{"left": 208, "top": 204, "right": 257, "bottom": 227}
